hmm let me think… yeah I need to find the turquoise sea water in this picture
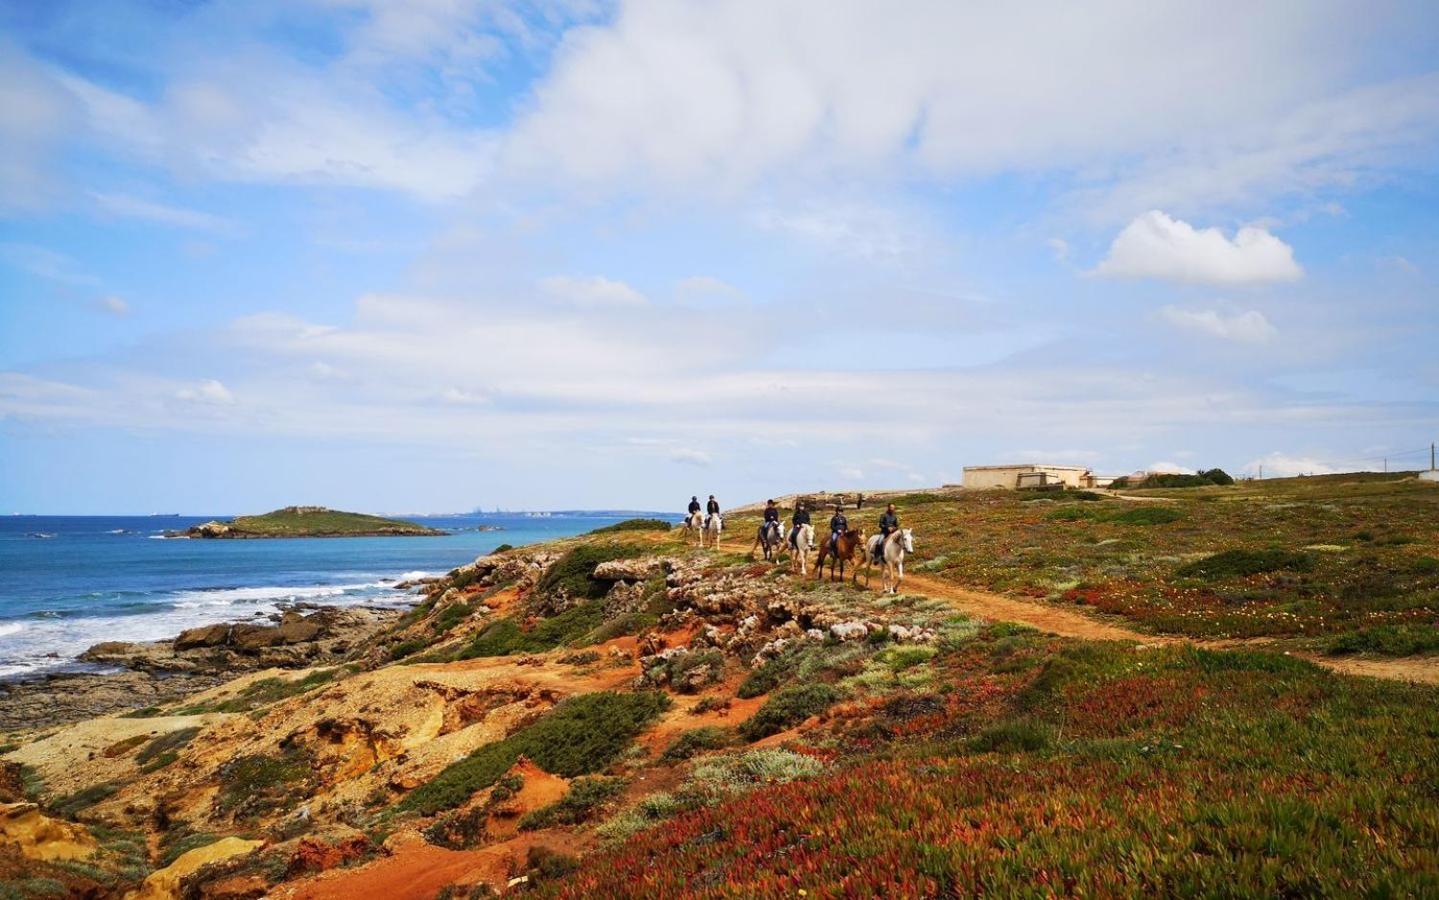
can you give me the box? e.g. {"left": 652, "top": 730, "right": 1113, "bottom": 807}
{"left": 0, "top": 512, "right": 674, "bottom": 679}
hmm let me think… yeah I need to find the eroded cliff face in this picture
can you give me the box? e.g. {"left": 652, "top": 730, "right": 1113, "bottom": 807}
{"left": 0, "top": 526, "right": 948, "bottom": 898}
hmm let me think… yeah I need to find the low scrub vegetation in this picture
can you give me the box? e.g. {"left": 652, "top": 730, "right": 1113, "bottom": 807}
{"left": 534, "top": 543, "right": 642, "bottom": 602}
{"left": 519, "top": 777, "right": 626, "bottom": 830}
{"left": 1176, "top": 549, "right": 1314, "bottom": 579}
{"left": 739, "top": 683, "right": 842, "bottom": 741}
{"left": 399, "top": 691, "right": 669, "bottom": 816}
{"left": 589, "top": 518, "right": 673, "bottom": 534}
{"left": 458, "top": 603, "right": 605, "bottom": 658}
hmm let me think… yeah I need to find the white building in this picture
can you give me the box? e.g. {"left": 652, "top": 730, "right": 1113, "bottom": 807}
{"left": 962, "top": 464, "right": 1104, "bottom": 490}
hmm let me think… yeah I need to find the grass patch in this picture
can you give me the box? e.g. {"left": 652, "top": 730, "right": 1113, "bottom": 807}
{"left": 519, "top": 777, "right": 626, "bottom": 830}
{"left": 399, "top": 691, "right": 669, "bottom": 816}
{"left": 173, "top": 668, "right": 338, "bottom": 715}
{"left": 689, "top": 748, "right": 825, "bottom": 794}
{"left": 1325, "top": 625, "right": 1439, "bottom": 657}
{"left": 1107, "top": 506, "right": 1185, "bottom": 526}
{"left": 216, "top": 745, "right": 315, "bottom": 819}
{"left": 1023, "top": 490, "right": 1104, "bottom": 502}
{"left": 739, "top": 683, "right": 842, "bottom": 742}
{"left": 136, "top": 727, "right": 200, "bottom": 772}
{"left": 1176, "top": 549, "right": 1314, "bottom": 579}
{"left": 458, "top": 602, "right": 605, "bottom": 658}
{"left": 662, "top": 727, "right": 733, "bottom": 762}
{"left": 52, "top": 782, "right": 120, "bottom": 818}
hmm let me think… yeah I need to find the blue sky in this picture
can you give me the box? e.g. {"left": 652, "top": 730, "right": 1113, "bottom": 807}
{"left": 2, "top": 0, "right": 1437, "bottom": 514}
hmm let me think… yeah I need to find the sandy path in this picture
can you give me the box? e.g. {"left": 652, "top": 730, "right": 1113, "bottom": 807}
{"left": 893, "top": 574, "right": 1439, "bottom": 686}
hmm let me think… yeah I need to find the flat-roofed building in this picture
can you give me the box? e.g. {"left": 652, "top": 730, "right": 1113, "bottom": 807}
{"left": 962, "top": 464, "right": 1099, "bottom": 490}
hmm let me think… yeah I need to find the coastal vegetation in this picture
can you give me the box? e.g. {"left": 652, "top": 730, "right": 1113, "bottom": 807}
{"left": 0, "top": 472, "right": 1434, "bottom": 896}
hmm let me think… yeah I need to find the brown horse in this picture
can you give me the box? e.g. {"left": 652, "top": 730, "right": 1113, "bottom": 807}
{"left": 816, "top": 527, "right": 865, "bottom": 582}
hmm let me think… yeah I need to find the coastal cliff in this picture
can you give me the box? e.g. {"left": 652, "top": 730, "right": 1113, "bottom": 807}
{"left": 1, "top": 478, "right": 1436, "bottom": 898}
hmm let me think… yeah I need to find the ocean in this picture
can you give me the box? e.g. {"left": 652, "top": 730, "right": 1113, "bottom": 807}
{"left": 0, "top": 512, "right": 675, "bottom": 680}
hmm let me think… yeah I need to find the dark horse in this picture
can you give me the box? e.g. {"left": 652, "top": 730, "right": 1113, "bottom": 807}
{"left": 752, "top": 520, "right": 785, "bottom": 561}
{"left": 816, "top": 527, "right": 865, "bottom": 582}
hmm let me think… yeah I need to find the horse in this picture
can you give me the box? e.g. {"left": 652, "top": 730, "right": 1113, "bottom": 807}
{"left": 864, "top": 529, "right": 914, "bottom": 594}
{"left": 750, "top": 520, "right": 785, "bottom": 561}
{"left": 816, "top": 527, "right": 865, "bottom": 582}
{"left": 789, "top": 523, "right": 814, "bottom": 576}
{"left": 683, "top": 510, "right": 705, "bottom": 547}
{"left": 701, "top": 513, "right": 723, "bottom": 549}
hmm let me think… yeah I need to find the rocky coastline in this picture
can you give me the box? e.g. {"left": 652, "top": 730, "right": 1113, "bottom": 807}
{"left": 0, "top": 604, "right": 407, "bottom": 733}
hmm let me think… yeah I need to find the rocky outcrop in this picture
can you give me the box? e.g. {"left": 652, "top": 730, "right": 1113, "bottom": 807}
{"left": 594, "top": 557, "right": 672, "bottom": 582}
{"left": 125, "top": 836, "right": 263, "bottom": 900}
{"left": 0, "top": 802, "right": 97, "bottom": 861}
{"left": 82, "top": 608, "right": 402, "bottom": 675}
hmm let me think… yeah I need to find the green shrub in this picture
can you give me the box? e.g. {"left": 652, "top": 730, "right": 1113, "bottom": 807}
{"left": 737, "top": 659, "right": 786, "bottom": 698}
{"left": 458, "top": 602, "right": 605, "bottom": 658}
{"left": 390, "top": 638, "right": 429, "bottom": 661}
{"left": 433, "top": 601, "right": 476, "bottom": 635}
{"left": 534, "top": 544, "right": 640, "bottom": 602}
{"left": 967, "top": 721, "right": 1052, "bottom": 753}
{"left": 493, "top": 543, "right": 514, "bottom": 553}
{"left": 1188, "top": 648, "right": 1319, "bottom": 675}
{"left": 1413, "top": 557, "right": 1439, "bottom": 575}
{"left": 1108, "top": 506, "right": 1184, "bottom": 526}
{"left": 1023, "top": 490, "right": 1103, "bottom": 502}
{"left": 689, "top": 748, "right": 824, "bottom": 793}
{"left": 399, "top": 691, "right": 669, "bottom": 816}
{"left": 662, "top": 727, "right": 732, "bottom": 761}
{"left": 1176, "top": 549, "right": 1313, "bottom": 579}
{"left": 739, "top": 683, "right": 841, "bottom": 742}
{"left": 519, "top": 776, "right": 626, "bottom": 830}
{"left": 136, "top": 727, "right": 200, "bottom": 769}
{"left": 1047, "top": 506, "right": 1099, "bottom": 522}
{"left": 216, "top": 746, "right": 315, "bottom": 819}
{"left": 53, "top": 782, "right": 120, "bottom": 818}
{"left": 1325, "top": 625, "right": 1439, "bottom": 657}
{"left": 159, "top": 830, "right": 221, "bottom": 867}
{"left": 589, "top": 518, "right": 673, "bottom": 534}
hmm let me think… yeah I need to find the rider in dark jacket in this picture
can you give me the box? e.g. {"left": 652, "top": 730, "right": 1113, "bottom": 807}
{"left": 705, "top": 495, "right": 720, "bottom": 527}
{"left": 763, "top": 500, "right": 780, "bottom": 524}
{"left": 687, "top": 496, "right": 701, "bottom": 516}
{"left": 876, "top": 504, "right": 900, "bottom": 562}
{"left": 829, "top": 505, "right": 848, "bottom": 551}
{"left": 789, "top": 504, "right": 811, "bottom": 547}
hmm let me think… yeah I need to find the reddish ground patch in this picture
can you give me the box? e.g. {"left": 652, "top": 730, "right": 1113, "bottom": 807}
{"left": 487, "top": 758, "right": 570, "bottom": 839}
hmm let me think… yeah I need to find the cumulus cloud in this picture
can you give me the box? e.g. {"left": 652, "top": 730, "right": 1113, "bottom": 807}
{"left": 174, "top": 379, "right": 234, "bottom": 405}
{"left": 1247, "top": 452, "right": 1337, "bottom": 478}
{"left": 670, "top": 448, "right": 712, "bottom": 466}
{"left": 1146, "top": 461, "right": 1194, "bottom": 475}
{"left": 1159, "top": 306, "right": 1277, "bottom": 343}
{"left": 1094, "top": 211, "right": 1302, "bottom": 285}
{"left": 98, "top": 295, "right": 130, "bottom": 316}
{"left": 539, "top": 275, "right": 648, "bottom": 307}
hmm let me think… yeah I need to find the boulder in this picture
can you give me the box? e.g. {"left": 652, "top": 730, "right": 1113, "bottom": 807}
{"left": 174, "top": 624, "right": 231, "bottom": 651}
{"left": 594, "top": 558, "right": 670, "bottom": 582}
{"left": 0, "top": 802, "right": 97, "bottom": 862}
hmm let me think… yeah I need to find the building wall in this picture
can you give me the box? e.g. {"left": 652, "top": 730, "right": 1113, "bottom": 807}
{"left": 963, "top": 465, "right": 1093, "bottom": 490}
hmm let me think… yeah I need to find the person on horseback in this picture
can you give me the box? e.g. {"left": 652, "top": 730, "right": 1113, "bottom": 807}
{"left": 829, "top": 503, "right": 848, "bottom": 553}
{"left": 762, "top": 499, "right": 780, "bottom": 529}
{"left": 687, "top": 496, "right": 701, "bottom": 518}
{"left": 789, "top": 502, "right": 811, "bottom": 548}
{"left": 875, "top": 503, "right": 899, "bottom": 563}
{"left": 705, "top": 495, "right": 720, "bottom": 528}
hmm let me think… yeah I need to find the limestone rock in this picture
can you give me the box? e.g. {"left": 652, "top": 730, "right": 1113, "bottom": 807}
{"left": 125, "top": 836, "right": 263, "bottom": 900}
{"left": 174, "top": 624, "right": 231, "bottom": 651}
{"left": 0, "top": 802, "right": 97, "bottom": 862}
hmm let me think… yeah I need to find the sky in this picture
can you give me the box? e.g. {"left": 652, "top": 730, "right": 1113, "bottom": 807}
{"left": 1, "top": 0, "right": 1437, "bottom": 514}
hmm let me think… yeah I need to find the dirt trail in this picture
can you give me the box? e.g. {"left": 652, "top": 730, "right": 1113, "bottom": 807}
{"left": 895, "top": 573, "right": 1439, "bottom": 686}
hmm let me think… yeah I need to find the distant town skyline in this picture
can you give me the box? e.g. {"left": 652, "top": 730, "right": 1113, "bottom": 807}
{"left": 2, "top": 1, "right": 1437, "bottom": 513}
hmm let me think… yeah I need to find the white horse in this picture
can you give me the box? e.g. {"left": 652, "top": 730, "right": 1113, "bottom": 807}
{"left": 864, "top": 528, "right": 914, "bottom": 594}
{"left": 683, "top": 510, "right": 705, "bottom": 547}
{"left": 701, "top": 513, "right": 723, "bottom": 549}
{"left": 749, "top": 520, "right": 785, "bottom": 561}
{"left": 789, "top": 523, "right": 814, "bottom": 576}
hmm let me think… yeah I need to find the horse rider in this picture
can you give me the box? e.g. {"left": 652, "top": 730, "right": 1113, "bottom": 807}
{"left": 789, "top": 502, "right": 811, "bottom": 548}
{"left": 705, "top": 494, "right": 721, "bottom": 527}
{"left": 762, "top": 499, "right": 781, "bottom": 534}
{"left": 829, "top": 503, "right": 848, "bottom": 553}
{"left": 687, "top": 496, "right": 701, "bottom": 520}
{"left": 875, "top": 503, "right": 899, "bottom": 563}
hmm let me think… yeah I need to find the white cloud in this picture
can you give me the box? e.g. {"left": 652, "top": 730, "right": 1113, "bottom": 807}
{"left": 91, "top": 192, "right": 237, "bottom": 234}
{"left": 1, "top": 243, "right": 100, "bottom": 288}
{"left": 1159, "top": 306, "right": 1277, "bottom": 344}
{"left": 439, "top": 386, "right": 489, "bottom": 405}
{"left": 1047, "top": 238, "right": 1070, "bottom": 263}
{"left": 174, "top": 379, "right": 234, "bottom": 405}
{"left": 676, "top": 275, "right": 745, "bottom": 304}
{"left": 539, "top": 275, "right": 648, "bottom": 307}
{"left": 670, "top": 448, "right": 712, "bottom": 466}
{"left": 1146, "top": 461, "right": 1194, "bottom": 475}
{"left": 1094, "top": 211, "right": 1302, "bottom": 285}
{"left": 98, "top": 295, "right": 130, "bottom": 316}
{"left": 1247, "top": 452, "right": 1338, "bottom": 478}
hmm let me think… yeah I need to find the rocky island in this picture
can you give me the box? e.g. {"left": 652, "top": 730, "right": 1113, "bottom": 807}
{"left": 174, "top": 505, "right": 445, "bottom": 539}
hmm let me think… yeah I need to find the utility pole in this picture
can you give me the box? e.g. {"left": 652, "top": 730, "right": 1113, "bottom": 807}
{"left": 1258, "top": 464, "right": 1263, "bottom": 480}
{"left": 1432, "top": 442, "right": 1436, "bottom": 471}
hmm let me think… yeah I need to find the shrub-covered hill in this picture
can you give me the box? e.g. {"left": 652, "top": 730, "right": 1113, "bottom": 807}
{"left": 182, "top": 505, "right": 445, "bottom": 538}
{"left": 1, "top": 481, "right": 1435, "bottom": 898}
